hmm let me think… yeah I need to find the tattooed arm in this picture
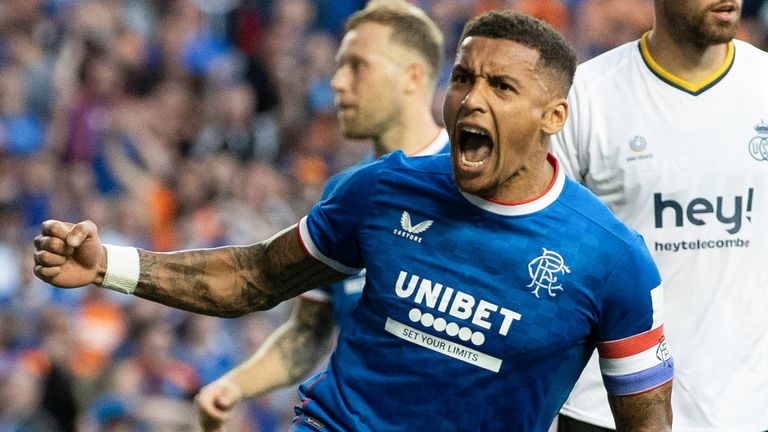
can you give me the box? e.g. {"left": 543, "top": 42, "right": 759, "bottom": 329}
{"left": 33, "top": 220, "right": 348, "bottom": 317}
{"left": 132, "top": 225, "right": 346, "bottom": 316}
{"left": 195, "top": 298, "right": 335, "bottom": 431}
{"left": 608, "top": 382, "right": 673, "bottom": 431}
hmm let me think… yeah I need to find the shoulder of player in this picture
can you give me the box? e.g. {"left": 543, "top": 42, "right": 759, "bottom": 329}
{"left": 321, "top": 159, "right": 374, "bottom": 199}
{"left": 559, "top": 179, "right": 644, "bottom": 247}
{"left": 328, "top": 151, "right": 449, "bottom": 194}
{"left": 733, "top": 39, "right": 768, "bottom": 66}
{"left": 571, "top": 40, "right": 640, "bottom": 92}
{"left": 379, "top": 150, "right": 451, "bottom": 176}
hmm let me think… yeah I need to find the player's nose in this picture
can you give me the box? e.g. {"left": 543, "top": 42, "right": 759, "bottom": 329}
{"left": 331, "top": 66, "right": 350, "bottom": 93}
{"left": 460, "top": 82, "right": 489, "bottom": 114}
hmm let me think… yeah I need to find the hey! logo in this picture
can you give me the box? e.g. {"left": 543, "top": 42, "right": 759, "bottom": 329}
{"left": 654, "top": 189, "right": 754, "bottom": 234}
{"left": 748, "top": 120, "right": 768, "bottom": 161}
{"left": 393, "top": 211, "right": 433, "bottom": 243}
{"left": 527, "top": 248, "right": 570, "bottom": 298}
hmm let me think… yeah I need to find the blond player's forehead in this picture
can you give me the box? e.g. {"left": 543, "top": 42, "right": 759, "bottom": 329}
{"left": 336, "top": 22, "right": 421, "bottom": 68}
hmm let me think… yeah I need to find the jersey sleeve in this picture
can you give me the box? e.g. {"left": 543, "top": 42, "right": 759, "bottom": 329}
{"left": 550, "top": 75, "right": 589, "bottom": 183}
{"left": 593, "top": 236, "right": 674, "bottom": 396}
{"left": 318, "top": 161, "right": 369, "bottom": 202}
{"left": 299, "top": 165, "right": 370, "bottom": 301}
{"left": 300, "top": 287, "right": 332, "bottom": 302}
{"left": 299, "top": 157, "right": 386, "bottom": 275}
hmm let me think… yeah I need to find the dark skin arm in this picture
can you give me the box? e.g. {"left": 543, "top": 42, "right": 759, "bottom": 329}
{"left": 134, "top": 226, "right": 345, "bottom": 316}
{"left": 608, "top": 381, "right": 673, "bottom": 431}
{"left": 33, "top": 220, "right": 348, "bottom": 317}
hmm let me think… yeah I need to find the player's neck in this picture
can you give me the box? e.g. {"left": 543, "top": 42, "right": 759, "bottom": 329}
{"left": 645, "top": 28, "right": 731, "bottom": 85}
{"left": 489, "top": 153, "right": 555, "bottom": 204}
{"left": 373, "top": 108, "right": 441, "bottom": 159}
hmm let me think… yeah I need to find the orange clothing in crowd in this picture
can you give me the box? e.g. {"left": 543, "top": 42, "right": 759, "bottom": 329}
{"left": 473, "top": 0, "right": 570, "bottom": 34}
{"left": 148, "top": 181, "right": 177, "bottom": 251}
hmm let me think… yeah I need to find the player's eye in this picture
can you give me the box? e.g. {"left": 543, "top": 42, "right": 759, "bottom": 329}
{"left": 491, "top": 79, "right": 515, "bottom": 92}
{"left": 450, "top": 71, "right": 471, "bottom": 84}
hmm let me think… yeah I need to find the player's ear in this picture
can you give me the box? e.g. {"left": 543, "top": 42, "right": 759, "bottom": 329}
{"left": 404, "top": 62, "right": 427, "bottom": 94}
{"left": 541, "top": 97, "right": 568, "bottom": 135}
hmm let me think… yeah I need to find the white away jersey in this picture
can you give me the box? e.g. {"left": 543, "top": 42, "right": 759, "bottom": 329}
{"left": 551, "top": 35, "right": 768, "bottom": 431}
{"left": 295, "top": 152, "right": 671, "bottom": 431}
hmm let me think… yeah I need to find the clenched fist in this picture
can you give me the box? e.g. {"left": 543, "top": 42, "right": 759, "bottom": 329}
{"left": 33, "top": 220, "right": 105, "bottom": 288}
{"left": 195, "top": 377, "right": 244, "bottom": 432}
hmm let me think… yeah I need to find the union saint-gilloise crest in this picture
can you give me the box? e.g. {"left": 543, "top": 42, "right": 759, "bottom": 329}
{"left": 748, "top": 119, "right": 768, "bottom": 162}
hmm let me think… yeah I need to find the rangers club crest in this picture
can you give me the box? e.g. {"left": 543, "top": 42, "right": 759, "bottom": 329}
{"left": 527, "top": 248, "right": 570, "bottom": 298}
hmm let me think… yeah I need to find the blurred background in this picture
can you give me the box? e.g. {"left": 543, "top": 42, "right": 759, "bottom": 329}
{"left": 0, "top": 0, "right": 766, "bottom": 431}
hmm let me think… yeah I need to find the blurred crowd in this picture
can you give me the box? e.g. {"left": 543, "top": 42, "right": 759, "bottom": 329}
{"left": 1, "top": 0, "right": 766, "bottom": 431}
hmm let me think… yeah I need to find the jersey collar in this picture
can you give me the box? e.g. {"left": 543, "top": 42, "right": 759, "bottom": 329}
{"left": 460, "top": 153, "right": 565, "bottom": 216}
{"left": 638, "top": 31, "right": 734, "bottom": 96}
{"left": 412, "top": 128, "right": 449, "bottom": 156}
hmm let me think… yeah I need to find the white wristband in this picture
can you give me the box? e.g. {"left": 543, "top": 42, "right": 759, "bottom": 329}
{"left": 102, "top": 245, "right": 140, "bottom": 295}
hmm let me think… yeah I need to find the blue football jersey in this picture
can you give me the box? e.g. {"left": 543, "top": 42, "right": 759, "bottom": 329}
{"left": 309, "top": 162, "right": 372, "bottom": 327}
{"left": 296, "top": 152, "right": 672, "bottom": 431}
{"left": 304, "top": 132, "right": 450, "bottom": 327}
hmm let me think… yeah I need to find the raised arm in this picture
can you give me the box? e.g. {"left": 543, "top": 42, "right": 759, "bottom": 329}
{"left": 33, "top": 220, "right": 348, "bottom": 317}
{"left": 608, "top": 382, "right": 672, "bottom": 431}
{"left": 195, "top": 297, "right": 335, "bottom": 431}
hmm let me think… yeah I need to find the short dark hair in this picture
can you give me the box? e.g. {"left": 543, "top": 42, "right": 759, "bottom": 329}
{"left": 459, "top": 11, "right": 576, "bottom": 96}
{"left": 346, "top": 0, "right": 444, "bottom": 83}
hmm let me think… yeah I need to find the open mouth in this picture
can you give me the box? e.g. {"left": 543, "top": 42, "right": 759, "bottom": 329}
{"left": 458, "top": 125, "right": 493, "bottom": 168}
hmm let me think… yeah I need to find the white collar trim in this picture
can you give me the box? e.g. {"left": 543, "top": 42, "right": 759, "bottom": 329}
{"left": 460, "top": 154, "right": 565, "bottom": 216}
{"left": 413, "top": 129, "right": 449, "bottom": 156}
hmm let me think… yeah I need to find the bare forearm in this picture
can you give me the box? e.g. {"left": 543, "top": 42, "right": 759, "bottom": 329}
{"left": 115, "top": 226, "right": 345, "bottom": 317}
{"left": 609, "top": 382, "right": 673, "bottom": 431}
{"left": 275, "top": 299, "right": 335, "bottom": 384}
{"left": 223, "top": 299, "right": 335, "bottom": 397}
{"left": 135, "top": 246, "right": 263, "bottom": 317}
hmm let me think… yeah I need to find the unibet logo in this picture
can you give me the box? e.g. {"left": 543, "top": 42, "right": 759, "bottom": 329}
{"left": 654, "top": 189, "right": 754, "bottom": 234}
{"left": 394, "top": 271, "right": 522, "bottom": 340}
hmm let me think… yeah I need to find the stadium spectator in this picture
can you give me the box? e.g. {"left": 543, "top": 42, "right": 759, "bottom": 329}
{"left": 0, "top": 363, "right": 62, "bottom": 432}
{"left": 108, "top": 321, "right": 200, "bottom": 400}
